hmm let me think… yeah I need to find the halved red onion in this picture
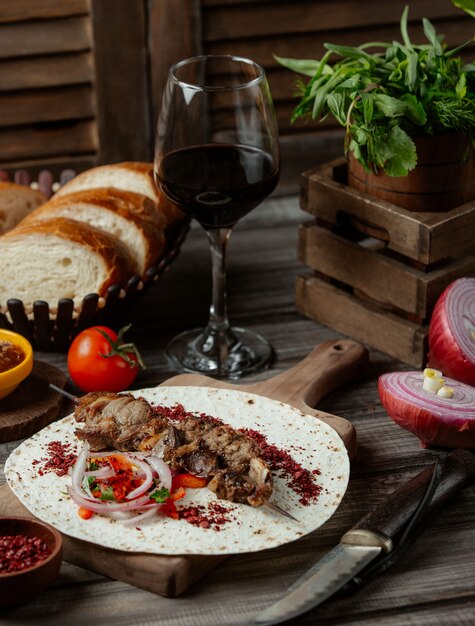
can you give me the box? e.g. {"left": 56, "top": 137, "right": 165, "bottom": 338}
{"left": 147, "top": 456, "right": 172, "bottom": 491}
{"left": 429, "top": 278, "right": 475, "bottom": 386}
{"left": 378, "top": 371, "right": 475, "bottom": 448}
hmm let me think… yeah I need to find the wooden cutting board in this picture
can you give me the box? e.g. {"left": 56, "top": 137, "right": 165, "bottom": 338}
{"left": 0, "top": 360, "right": 67, "bottom": 443}
{"left": 0, "top": 338, "right": 368, "bottom": 597}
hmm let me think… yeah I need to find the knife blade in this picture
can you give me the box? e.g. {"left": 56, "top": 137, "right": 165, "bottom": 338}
{"left": 254, "top": 448, "right": 475, "bottom": 626}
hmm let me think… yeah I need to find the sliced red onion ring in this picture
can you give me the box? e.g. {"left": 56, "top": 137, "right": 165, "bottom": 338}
{"left": 71, "top": 449, "right": 89, "bottom": 498}
{"left": 84, "top": 467, "right": 116, "bottom": 480}
{"left": 147, "top": 456, "right": 172, "bottom": 491}
{"left": 429, "top": 278, "right": 475, "bottom": 386}
{"left": 118, "top": 504, "right": 161, "bottom": 527}
{"left": 125, "top": 457, "right": 154, "bottom": 500}
{"left": 67, "top": 485, "right": 151, "bottom": 512}
{"left": 378, "top": 371, "right": 475, "bottom": 448}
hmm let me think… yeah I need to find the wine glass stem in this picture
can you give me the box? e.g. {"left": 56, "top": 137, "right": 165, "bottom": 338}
{"left": 207, "top": 227, "right": 232, "bottom": 334}
{"left": 199, "top": 227, "right": 236, "bottom": 372}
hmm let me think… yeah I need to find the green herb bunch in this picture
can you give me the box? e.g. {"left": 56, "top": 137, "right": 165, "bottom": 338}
{"left": 276, "top": 6, "right": 475, "bottom": 176}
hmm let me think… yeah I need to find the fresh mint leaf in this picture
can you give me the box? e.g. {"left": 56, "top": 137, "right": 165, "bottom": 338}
{"left": 327, "top": 93, "right": 346, "bottom": 125}
{"left": 381, "top": 126, "right": 417, "bottom": 176}
{"left": 423, "top": 18, "right": 443, "bottom": 55}
{"left": 451, "top": 0, "right": 475, "bottom": 18}
{"left": 405, "top": 51, "right": 419, "bottom": 90}
{"left": 324, "top": 43, "right": 372, "bottom": 61}
{"left": 456, "top": 73, "right": 467, "bottom": 99}
{"left": 273, "top": 56, "right": 325, "bottom": 77}
{"left": 373, "top": 94, "right": 407, "bottom": 117}
{"left": 400, "top": 94, "right": 427, "bottom": 124}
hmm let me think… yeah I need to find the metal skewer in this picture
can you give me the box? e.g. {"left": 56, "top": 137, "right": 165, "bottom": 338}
{"left": 265, "top": 501, "right": 300, "bottom": 523}
{"left": 49, "top": 383, "right": 78, "bottom": 403}
{"left": 49, "top": 384, "right": 300, "bottom": 523}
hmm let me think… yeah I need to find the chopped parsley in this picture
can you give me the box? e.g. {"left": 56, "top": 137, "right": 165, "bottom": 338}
{"left": 149, "top": 487, "right": 170, "bottom": 503}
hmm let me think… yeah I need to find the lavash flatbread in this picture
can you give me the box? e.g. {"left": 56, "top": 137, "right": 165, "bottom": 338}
{"left": 5, "top": 386, "right": 349, "bottom": 556}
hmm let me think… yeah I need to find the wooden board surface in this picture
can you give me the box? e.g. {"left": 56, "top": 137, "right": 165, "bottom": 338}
{"left": 0, "top": 361, "right": 66, "bottom": 443}
{"left": 0, "top": 339, "right": 367, "bottom": 597}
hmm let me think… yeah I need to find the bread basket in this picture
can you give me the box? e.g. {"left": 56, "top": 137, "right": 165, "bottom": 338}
{"left": 0, "top": 168, "right": 189, "bottom": 352}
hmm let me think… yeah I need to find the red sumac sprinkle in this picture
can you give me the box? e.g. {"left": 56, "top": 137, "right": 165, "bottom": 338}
{"left": 33, "top": 441, "right": 77, "bottom": 477}
{"left": 0, "top": 535, "right": 51, "bottom": 574}
{"left": 241, "top": 428, "right": 322, "bottom": 505}
{"left": 179, "top": 502, "right": 232, "bottom": 529}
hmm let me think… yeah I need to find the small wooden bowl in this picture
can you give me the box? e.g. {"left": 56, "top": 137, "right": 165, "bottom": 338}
{"left": 0, "top": 329, "right": 33, "bottom": 400}
{"left": 0, "top": 516, "right": 62, "bottom": 606}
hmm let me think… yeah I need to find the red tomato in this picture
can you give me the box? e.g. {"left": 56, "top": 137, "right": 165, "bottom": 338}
{"left": 67, "top": 325, "right": 143, "bottom": 392}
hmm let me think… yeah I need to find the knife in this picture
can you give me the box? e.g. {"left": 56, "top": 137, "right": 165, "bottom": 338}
{"left": 254, "top": 448, "right": 475, "bottom": 625}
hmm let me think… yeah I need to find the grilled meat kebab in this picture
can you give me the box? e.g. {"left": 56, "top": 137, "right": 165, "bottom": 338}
{"left": 73, "top": 391, "right": 273, "bottom": 507}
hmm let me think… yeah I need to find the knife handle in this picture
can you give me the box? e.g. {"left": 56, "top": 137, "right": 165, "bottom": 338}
{"left": 342, "top": 449, "right": 475, "bottom": 550}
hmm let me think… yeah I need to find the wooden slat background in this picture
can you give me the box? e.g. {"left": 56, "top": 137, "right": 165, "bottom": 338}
{"left": 0, "top": 0, "right": 94, "bottom": 172}
{"left": 0, "top": 0, "right": 150, "bottom": 174}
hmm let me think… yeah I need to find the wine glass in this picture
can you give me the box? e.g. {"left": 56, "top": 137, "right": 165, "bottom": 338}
{"left": 154, "top": 55, "right": 280, "bottom": 379}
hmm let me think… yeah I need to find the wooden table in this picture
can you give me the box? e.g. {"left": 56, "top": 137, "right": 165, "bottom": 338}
{"left": 1, "top": 196, "right": 474, "bottom": 625}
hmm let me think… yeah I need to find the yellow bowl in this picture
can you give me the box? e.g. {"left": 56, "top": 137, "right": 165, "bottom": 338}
{"left": 0, "top": 329, "right": 33, "bottom": 400}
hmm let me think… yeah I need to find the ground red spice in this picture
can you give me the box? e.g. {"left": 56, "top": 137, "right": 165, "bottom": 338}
{"left": 179, "top": 502, "right": 234, "bottom": 531}
{"left": 32, "top": 441, "right": 78, "bottom": 477}
{"left": 241, "top": 428, "right": 322, "bottom": 506}
{"left": 0, "top": 535, "right": 51, "bottom": 573}
{"left": 154, "top": 403, "right": 223, "bottom": 426}
{"left": 152, "top": 403, "right": 322, "bottom": 506}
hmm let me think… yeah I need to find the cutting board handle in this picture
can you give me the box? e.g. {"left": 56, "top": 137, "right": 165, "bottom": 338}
{"left": 246, "top": 338, "right": 368, "bottom": 408}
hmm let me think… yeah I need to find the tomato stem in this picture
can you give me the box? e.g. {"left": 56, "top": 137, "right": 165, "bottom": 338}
{"left": 96, "top": 325, "right": 146, "bottom": 369}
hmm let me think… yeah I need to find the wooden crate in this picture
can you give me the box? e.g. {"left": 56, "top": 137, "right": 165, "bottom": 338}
{"left": 297, "top": 159, "right": 475, "bottom": 367}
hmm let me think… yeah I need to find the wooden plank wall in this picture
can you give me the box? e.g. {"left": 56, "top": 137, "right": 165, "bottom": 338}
{"left": 0, "top": 0, "right": 150, "bottom": 177}
{"left": 0, "top": 0, "right": 96, "bottom": 175}
{"left": 150, "top": 0, "right": 475, "bottom": 194}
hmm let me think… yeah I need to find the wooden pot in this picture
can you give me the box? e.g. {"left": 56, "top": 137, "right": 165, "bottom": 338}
{"left": 348, "top": 132, "right": 475, "bottom": 212}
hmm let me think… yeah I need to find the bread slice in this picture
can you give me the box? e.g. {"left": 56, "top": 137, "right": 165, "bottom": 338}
{"left": 53, "top": 162, "right": 184, "bottom": 230}
{"left": 0, "top": 182, "right": 47, "bottom": 234}
{"left": 0, "top": 217, "right": 134, "bottom": 312}
{"left": 20, "top": 188, "right": 166, "bottom": 276}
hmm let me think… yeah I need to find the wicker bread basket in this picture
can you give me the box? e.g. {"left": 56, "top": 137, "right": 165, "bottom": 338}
{"left": 0, "top": 168, "right": 189, "bottom": 352}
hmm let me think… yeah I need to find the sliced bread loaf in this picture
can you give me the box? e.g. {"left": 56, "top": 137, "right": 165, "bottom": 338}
{"left": 20, "top": 188, "right": 166, "bottom": 276}
{"left": 53, "top": 162, "right": 184, "bottom": 230}
{"left": 0, "top": 217, "right": 134, "bottom": 312}
{"left": 0, "top": 182, "right": 47, "bottom": 234}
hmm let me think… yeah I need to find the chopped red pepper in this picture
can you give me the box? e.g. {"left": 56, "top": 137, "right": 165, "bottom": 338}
{"left": 172, "top": 473, "right": 208, "bottom": 490}
{"left": 160, "top": 499, "right": 179, "bottom": 520}
{"left": 95, "top": 454, "right": 140, "bottom": 502}
{"left": 169, "top": 486, "right": 186, "bottom": 502}
{"left": 78, "top": 506, "right": 94, "bottom": 520}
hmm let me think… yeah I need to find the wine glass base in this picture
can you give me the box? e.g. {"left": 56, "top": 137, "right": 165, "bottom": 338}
{"left": 165, "top": 327, "right": 273, "bottom": 380}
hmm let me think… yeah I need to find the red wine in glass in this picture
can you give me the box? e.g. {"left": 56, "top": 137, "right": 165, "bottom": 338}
{"left": 154, "top": 55, "right": 280, "bottom": 378}
{"left": 157, "top": 144, "right": 279, "bottom": 229}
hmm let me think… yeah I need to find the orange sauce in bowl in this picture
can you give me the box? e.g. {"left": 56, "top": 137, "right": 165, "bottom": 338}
{"left": 0, "top": 341, "right": 25, "bottom": 374}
